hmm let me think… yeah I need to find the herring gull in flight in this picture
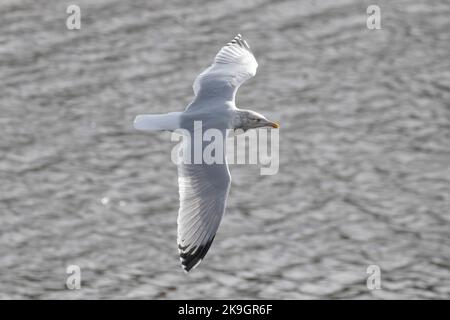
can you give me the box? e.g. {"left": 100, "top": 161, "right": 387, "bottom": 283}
{"left": 134, "top": 34, "right": 279, "bottom": 272}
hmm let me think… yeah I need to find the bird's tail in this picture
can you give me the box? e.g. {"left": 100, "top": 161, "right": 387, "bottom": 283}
{"left": 133, "top": 112, "right": 182, "bottom": 131}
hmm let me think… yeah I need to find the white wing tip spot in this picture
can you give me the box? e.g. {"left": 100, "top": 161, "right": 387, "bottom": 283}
{"left": 180, "top": 257, "right": 203, "bottom": 273}
{"left": 226, "top": 34, "right": 251, "bottom": 51}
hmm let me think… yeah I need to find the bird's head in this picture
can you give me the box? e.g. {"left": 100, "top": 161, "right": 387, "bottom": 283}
{"left": 234, "top": 109, "right": 279, "bottom": 131}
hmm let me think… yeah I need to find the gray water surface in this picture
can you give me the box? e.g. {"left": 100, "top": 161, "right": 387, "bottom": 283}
{"left": 0, "top": 0, "right": 449, "bottom": 299}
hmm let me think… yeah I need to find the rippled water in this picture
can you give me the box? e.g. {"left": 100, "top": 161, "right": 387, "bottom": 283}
{"left": 0, "top": 0, "right": 449, "bottom": 299}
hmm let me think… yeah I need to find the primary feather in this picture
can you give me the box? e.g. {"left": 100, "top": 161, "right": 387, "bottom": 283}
{"left": 191, "top": 34, "right": 258, "bottom": 105}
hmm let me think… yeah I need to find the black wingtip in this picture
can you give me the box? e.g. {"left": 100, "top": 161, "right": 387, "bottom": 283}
{"left": 179, "top": 236, "right": 216, "bottom": 272}
{"left": 227, "top": 34, "right": 251, "bottom": 50}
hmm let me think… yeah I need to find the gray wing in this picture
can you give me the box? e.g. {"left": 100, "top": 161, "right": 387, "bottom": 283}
{"left": 191, "top": 34, "right": 258, "bottom": 104}
{"left": 177, "top": 161, "right": 231, "bottom": 272}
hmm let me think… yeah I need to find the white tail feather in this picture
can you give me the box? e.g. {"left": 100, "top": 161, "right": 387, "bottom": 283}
{"left": 133, "top": 112, "right": 182, "bottom": 131}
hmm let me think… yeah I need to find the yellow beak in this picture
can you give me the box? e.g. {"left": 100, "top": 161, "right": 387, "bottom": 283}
{"left": 269, "top": 121, "right": 280, "bottom": 129}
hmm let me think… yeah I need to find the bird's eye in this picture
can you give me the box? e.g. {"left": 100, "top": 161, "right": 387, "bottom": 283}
{"left": 255, "top": 119, "right": 261, "bottom": 122}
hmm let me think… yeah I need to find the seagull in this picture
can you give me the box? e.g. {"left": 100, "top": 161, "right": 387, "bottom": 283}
{"left": 134, "top": 34, "right": 279, "bottom": 272}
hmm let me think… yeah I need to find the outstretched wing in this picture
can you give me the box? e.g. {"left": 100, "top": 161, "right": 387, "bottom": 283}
{"left": 177, "top": 161, "right": 231, "bottom": 272}
{"left": 192, "top": 34, "right": 258, "bottom": 103}
{"left": 177, "top": 163, "right": 231, "bottom": 271}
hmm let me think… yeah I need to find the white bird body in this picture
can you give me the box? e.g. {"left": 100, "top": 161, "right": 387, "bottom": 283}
{"left": 134, "top": 35, "right": 278, "bottom": 272}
